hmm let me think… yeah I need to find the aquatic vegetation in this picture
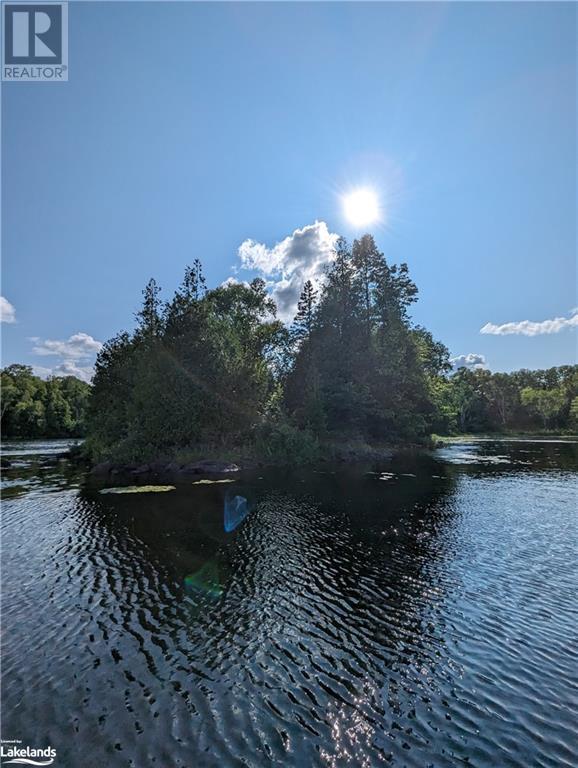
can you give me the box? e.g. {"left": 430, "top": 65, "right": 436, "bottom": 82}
{"left": 99, "top": 485, "right": 176, "bottom": 494}
{"left": 191, "top": 478, "right": 236, "bottom": 485}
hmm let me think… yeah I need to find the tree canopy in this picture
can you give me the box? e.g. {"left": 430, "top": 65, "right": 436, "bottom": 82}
{"left": 1, "top": 365, "right": 90, "bottom": 438}
{"left": 437, "top": 365, "right": 578, "bottom": 434}
{"left": 84, "top": 236, "right": 454, "bottom": 462}
{"left": 6, "top": 234, "right": 575, "bottom": 455}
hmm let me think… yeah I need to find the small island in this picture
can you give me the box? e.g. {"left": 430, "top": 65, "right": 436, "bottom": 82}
{"left": 5, "top": 234, "right": 574, "bottom": 477}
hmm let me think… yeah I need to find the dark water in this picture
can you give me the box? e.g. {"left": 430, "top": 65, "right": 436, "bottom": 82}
{"left": 1, "top": 439, "right": 577, "bottom": 767}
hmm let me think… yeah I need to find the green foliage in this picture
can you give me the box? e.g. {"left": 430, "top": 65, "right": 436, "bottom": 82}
{"left": 569, "top": 396, "right": 578, "bottom": 430}
{"left": 284, "top": 236, "right": 447, "bottom": 442}
{"left": 442, "top": 366, "right": 577, "bottom": 434}
{"left": 254, "top": 420, "right": 320, "bottom": 464}
{"left": 82, "top": 238, "right": 578, "bottom": 464}
{"left": 1, "top": 364, "right": 90, "bottom": 438}
{"left": 86, "top": 267, "right": 286, "bottom": 462}
{"left": 520, "top": 387, "right": 566, "bottom": 429}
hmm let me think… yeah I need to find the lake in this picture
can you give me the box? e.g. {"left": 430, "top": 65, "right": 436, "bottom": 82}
{"left": 1, "top": 439, "right": 577, "bottom": 767}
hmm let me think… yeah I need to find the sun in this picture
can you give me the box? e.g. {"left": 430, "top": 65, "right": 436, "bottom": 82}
{"left": 343, "top": 188, "right": 380, "bottom": 227}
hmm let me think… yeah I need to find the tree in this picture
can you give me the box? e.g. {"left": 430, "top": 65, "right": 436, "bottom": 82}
{"left": 569, "top": 396, "right": 578, "bottom": 431}
{"left": 484, "top": 373, "right": 519, "bottom": 429}
{"left": 291, "top": 280, "right": 318, "bottom": 348}
{"left": 286, "top": 236, "right": 440, "bottom": 441}
{"left": 44, "top": 379, "right": 73, "bottom": 436}
{"left": 521, "top": 387, "right": 566, "bottom": 429}
{"left": 135, "top": 278, "right": 163, "bottom": 340}
{"left": 1, "top": 365, "right": 90, "bottom": 438}
{"left": 351, "top": 234, "right": 381, "bottom": 335}
{"left": 83, "top": 247, "right": 578, "bottom": 463}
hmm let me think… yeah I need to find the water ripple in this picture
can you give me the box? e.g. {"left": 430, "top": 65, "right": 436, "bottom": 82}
{"left": 1, "top": 440, "right": 577, "bottom": 766}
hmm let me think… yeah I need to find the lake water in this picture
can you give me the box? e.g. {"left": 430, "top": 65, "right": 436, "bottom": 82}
{"left": 1, "top": 439, "right": 577, "bottom": 767}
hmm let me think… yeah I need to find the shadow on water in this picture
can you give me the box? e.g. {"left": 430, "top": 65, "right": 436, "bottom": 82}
{"left": 1, "top": 439, "right": 577, "bottom": 767}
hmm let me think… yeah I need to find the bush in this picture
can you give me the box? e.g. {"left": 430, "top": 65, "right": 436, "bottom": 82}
{"left": 254, "top": 420, "right": 320, "bottom": 464}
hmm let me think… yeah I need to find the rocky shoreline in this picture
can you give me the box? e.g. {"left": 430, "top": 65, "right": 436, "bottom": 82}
{"left": 89, "top": 458, "right": 246, "bottom": 484}
{"left": 87, "top": 444, "right": 410, "bottom": 484}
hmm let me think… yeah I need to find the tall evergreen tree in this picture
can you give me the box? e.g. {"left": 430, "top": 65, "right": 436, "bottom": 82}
{"left": 351, "top": 234, "right": 381, "bottom": 336}
{"left": 135, "top": 278, "right": 163, "bottom": 339}
{"left": 291, "top": 280, "right": 318, "bottom": 348}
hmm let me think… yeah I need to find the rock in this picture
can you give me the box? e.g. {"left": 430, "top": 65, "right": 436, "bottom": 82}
{"left": 188, "top": 460, "right": 240, "bottom": 474}
{"left": 130, "top": 464, "right": 152, "bottom": 477}
{"left": 176, "top": 459, "right": 240, "bottom": 477}
{"left": 111, "top": 464, "right": 136, "bottom": 477}
{"left": 149, "top": 460, "right": 169, "bottom": 474}
{"left": 238, "top": 457, "right": 259, "bottom": 470}
{"left": 91, "top": 457, "right": 240, "bottom": 482}
{"left": 90, "top": 461, "right": 113, "bottom": 476}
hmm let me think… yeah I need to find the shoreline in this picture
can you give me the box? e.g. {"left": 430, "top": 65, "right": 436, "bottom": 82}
{"left": 85, "top": 433, "right": 578, "bottom": 484}
{"left": 86, "top": 442, "right": 404, "bottom": 484}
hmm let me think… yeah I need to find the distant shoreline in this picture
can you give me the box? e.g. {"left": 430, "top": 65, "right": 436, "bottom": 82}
{"left": 434, "top": 433, "right": 578, "bottom": 444}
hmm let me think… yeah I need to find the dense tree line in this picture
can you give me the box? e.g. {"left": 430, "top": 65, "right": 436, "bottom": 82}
{"left": 11, "top": 233, "right": 568, "bottom": 460}
{"left": 1, "top": 365, "right": 91, "bottom": 438}
{"left": 434, "top": 365, "right": 578, "bottom": 434}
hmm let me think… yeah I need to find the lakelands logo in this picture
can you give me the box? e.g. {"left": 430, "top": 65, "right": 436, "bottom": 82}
{"left": 0, "top": 743, "right": 56, "bottom": 766}
{"left": 2, "top": 1, "right": 68, "bottom": 81}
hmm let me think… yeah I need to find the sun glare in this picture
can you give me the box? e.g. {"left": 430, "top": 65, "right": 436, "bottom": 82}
{"left": 343, "top": 188, "right": 380, "bottom": 227}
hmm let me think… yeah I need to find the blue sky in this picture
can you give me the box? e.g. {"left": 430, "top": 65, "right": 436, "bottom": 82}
{"left": 2, "top": 1, "right": 576, "bottom": 381}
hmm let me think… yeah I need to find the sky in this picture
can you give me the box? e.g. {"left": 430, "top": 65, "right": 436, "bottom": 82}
{"left": 2, "top": 1, "right": 576, "bottom": 382}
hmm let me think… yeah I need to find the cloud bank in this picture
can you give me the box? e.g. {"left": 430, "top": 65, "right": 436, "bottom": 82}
{"left": 30, "top": 332, "right": 103, "bottom": 359}
{"left": 0, "top": 296, "right": 16, "bottom": 324}
{"left": 450, "top": 353, "right": 487, "bottom": 371}
{"left": 237, "top": 221, "right": 339, "bottom": 321}
{"left": 480, "top": 309, "right": 578, "bottom": 337}
{"left": 29, "top": 332, "right": 103, "bottom": 383}
{"left": 33, "top": 361, "right": 95, "bottom": 384}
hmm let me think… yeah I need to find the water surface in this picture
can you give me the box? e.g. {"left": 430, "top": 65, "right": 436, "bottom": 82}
{"left": 2, "top": 439, "right": 577, "bottom": 767}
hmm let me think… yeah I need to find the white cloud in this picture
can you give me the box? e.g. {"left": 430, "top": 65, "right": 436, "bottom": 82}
{"left": 52, "top": 361, "right": 95, "bottom": 383}
{"left": 28, "top": 331, "right": 102, "bottom": 383}
{"left": 237, "top": 220, "right": 339, "bottom": 321}
{"left": 33, "top": 361, "right": 95, "bottom": 384}
{"left": 0, "top": 296, "right": 16, "bottom": 323}
{"left": 450, "top": 353, "right": 487, "bottom": 370}
{"left": 480, "top": 309, "right": 578, "bottom": 337}
{"left": 31, "top": 332, "right": 102, "bottom": 359}
{"left": 220, "top": 276, "right": 249, "bottom": 288}
{"left": 32, "top": 365, "right": 54, "bottom": 379}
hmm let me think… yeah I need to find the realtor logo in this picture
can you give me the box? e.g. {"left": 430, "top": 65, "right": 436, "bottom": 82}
{"left": 2, "top": 2, "right": 68, "bottom": 81}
